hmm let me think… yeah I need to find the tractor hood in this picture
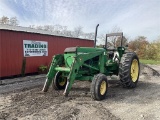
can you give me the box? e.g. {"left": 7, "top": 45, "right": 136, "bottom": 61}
{"left": 64, "top": 47, "right": 105, "bottom": 68}
{"left": 64, "top": 47, "right": 105, "bottom": 53}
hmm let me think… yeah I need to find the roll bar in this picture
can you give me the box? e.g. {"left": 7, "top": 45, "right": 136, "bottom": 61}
{"left": 105, "top": 32, "right": 123, "bottom": 48}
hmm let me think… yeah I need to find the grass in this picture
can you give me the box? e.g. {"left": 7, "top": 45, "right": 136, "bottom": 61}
{"left": 140, "top": 59, "right": 160, "bottom": 65}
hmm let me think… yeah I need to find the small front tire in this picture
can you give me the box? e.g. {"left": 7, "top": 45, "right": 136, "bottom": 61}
{"left": 52, "top": 71, "right": 67, "bottom": 90}
{"left": 90, "top": 74, "right": 108, "bottom": 101}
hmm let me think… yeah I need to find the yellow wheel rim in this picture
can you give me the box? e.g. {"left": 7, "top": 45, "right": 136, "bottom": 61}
{"left": 59, "top": 76, "right": 67, "bottom": 86}
{"left": 59, "top": 80, "right": 66, "bottom": 86}
{"left": 100, "top": 81, "right": 107, "bottom": 95}
{"left": 131, "top": 59, "right": 139, "bottom": 82}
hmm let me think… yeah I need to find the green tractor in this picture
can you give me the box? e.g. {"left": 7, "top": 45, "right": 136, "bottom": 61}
{"left": 42, "top": 24, "right": 140, "bottom": 100}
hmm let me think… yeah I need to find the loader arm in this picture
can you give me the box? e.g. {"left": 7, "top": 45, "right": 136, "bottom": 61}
{"left": 42, "top": 54, "right": 64, "bottom": 92}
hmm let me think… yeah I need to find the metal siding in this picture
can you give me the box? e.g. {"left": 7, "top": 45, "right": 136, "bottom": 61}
{"left": 0, "top": 30, "right": 2, "bottom": 77}
{"left": 0, "top": 30, "right": 94, "bottom": 77}
{"left": 1, "top": 31, "right": 21, "bottom": 77}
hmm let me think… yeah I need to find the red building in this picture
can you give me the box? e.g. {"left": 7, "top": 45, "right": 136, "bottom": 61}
{"left": 0, "top": 25, "right": 94, "bottom": 78}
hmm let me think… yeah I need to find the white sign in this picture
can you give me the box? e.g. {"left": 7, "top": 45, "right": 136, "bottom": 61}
{"left": 23, "top": 40, "right": 48, "bottom": 57}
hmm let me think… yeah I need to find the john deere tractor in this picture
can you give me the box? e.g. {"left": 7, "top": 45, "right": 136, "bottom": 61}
{"left": 42, "top": 24, "right": 140, "bottom": 100}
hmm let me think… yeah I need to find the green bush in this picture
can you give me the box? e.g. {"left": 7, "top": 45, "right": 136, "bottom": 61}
{"left": 128, "top": 36, "right": 160, "bottom": 60}
{"left": 144, "top": 44, "right": 158, "bottom": 60}
{"left": 38, "top": 65, "right": 48, "bottom": 72}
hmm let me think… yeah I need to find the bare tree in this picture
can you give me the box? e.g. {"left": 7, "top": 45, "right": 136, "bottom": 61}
{"left": 116, "top": 36, "right": 128, "bottom": 47}
{"left": 64, "top": 30, "right": 74, "bottom": 37}
{"left": 83, "top": 32, "right": 95, "bottom": 40}
{"left": 43, "top": 25, "right": 51, "bottom": 31}
{"left": 36, "top": 25, "right": 43, "bottom": 30}
{"left": 53, "top": 24, "right": 63, "bottom": 35}
{"left": 98, "top": 34, "right": 106, "bottom": 43}
{"left": 60, "top": 26, "right": 68, "bottom": 35}
{"left": 9, "top": 17, "right": 19, "bottom": 26}
{"left": 43, "top": 25, "right": 55, "bottom": 32}
{"left": 0, "top": 16, "right": 9, "bottom": 24}
{"left": 73, "top": 26, "right": 83, "bottom": 38}
{"left": 29, "top": 25, "right": 35, "bottom": 29}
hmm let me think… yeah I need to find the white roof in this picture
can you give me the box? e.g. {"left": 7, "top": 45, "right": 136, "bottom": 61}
{"left": 0, "top": 24, "right": 92, "bottom": 41}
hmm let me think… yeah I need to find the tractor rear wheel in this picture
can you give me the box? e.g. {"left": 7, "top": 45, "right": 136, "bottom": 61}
{"left": 119, "top": 52, "right": 140, "bottom": 88}
{"left": 52, "top": 71, "right": 67, "bottom": 90}
{"left": 90, "top": 74, "right": 108, "bottom": 101}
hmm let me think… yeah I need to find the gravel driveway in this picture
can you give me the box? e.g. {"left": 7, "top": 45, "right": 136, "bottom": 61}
{"left": 0, "top": 64, "right": 160, "bottom": 120}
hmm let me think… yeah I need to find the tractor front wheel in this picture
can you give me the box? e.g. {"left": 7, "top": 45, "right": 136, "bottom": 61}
{"left": 52, "top": 71, "right": 67, "bottom": 90}
{"left": 119, "top": 52, "right": 140, "bottom": 88}
{"left": 90, "top": 74, "right": 108, "bottom": 101}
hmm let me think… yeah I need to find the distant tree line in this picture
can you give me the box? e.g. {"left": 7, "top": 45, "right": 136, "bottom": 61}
{"left": 29, "top": 24, "right": 95, "bottom": 39}
{"left": 0, "top": 16, "right": 160, "bottom": 60}
{"left": 128, "top": 36, "right": 160, "bottom": 60}
{"left": 0, "top": 16, "right": 95, "bottom": 40}
{"left": 0, "top": 16, "right": 19, "bottom": 26}
{"left": 98, "top": 26, "right": 160, "bottom": 60}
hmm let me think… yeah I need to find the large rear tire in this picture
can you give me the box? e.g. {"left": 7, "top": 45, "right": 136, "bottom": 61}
{"left": 52, "top": 71, "right": 67, "bottom": 90}
{"left": 90, "top": 74, "right": 108, "bottom": 101}
{"left": 119, "top": 52, "right": 140, "bottom": 88}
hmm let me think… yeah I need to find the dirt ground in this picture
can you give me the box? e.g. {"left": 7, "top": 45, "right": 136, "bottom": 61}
{"left": 0, "top": 65, "right": 160, "bottom": 120}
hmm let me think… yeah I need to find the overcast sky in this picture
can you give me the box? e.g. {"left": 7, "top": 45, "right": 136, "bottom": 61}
{"left": 0, "top": 0, "right": 160, "bottom": 41}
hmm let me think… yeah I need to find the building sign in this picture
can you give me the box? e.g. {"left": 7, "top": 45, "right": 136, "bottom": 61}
{"left": 23, "top": 40, "right": 48, "bottom": 57}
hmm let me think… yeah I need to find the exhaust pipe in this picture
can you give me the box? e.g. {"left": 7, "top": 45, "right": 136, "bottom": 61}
{"left": 94, "top": 24, "right": 99, "bottom": 48}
